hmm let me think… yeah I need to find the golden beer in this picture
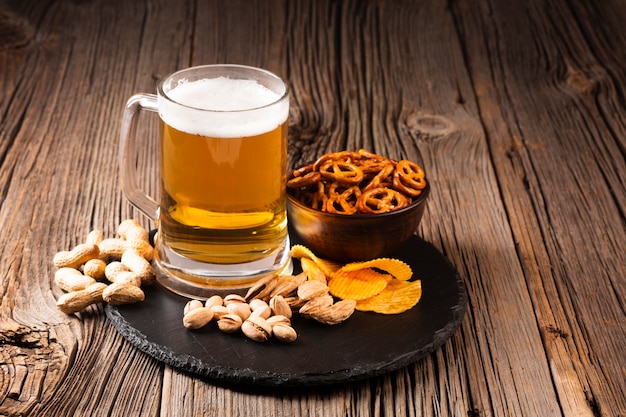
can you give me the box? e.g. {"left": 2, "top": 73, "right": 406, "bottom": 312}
{"left": 159, "top": 120, "right": 288, "bottom": 264}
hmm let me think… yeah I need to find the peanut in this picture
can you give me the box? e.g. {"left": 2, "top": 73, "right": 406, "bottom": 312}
{"left": 121, "top": 249, "right": 155, "bottom": 286}
{"left": 117, "top": 219, "right": 150, "bottom": 242}
{"left": 102, "top": 282, "right": 145, "bottom": 305}
{"left": 53, "top": 243, "right": 100, "bottom": 269}
{"left": 85, "top": 229, "right": 104, "bottom": 246}
{"left": 82, "top": 258, "right": 107, "bottom": 280}
{"left": 110, "top": 271, "right": 142, "bottom": 287}
{"left": 104, "top": 261, "right": 130, "bottom": 282}
{"left": 56, "top": 282, "right": 108, "bottom": 314}
{"left": 98, "top": 238, "right": 154, "bottom": 262}
{"left": 97, "top": 238, "right": 127, "bottom": 260}
{"left": 54, "top": 268, "right": 96, "bottom": 292}
{"left": 124, "top": 239, "right": 154, "bottom": 261}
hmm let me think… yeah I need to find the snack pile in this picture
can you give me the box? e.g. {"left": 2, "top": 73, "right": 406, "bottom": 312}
{"left": 181, "top": 244, "right": 423, "bottom": 343}
{"left": 287, "top": 149, "right": 427, "bottom": 214}
{"left": 291, "top": 245, "right": 422, "bottom": 315}
{"left": 52, "top": 219, "right": 155, "bottom": 314}
{"left": 52, "top": 220, "right": 423, "bottom": 344}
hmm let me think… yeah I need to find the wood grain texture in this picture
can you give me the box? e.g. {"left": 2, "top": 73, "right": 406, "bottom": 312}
{"left": 0, "top": 0, "right": 624, "bottom": 416}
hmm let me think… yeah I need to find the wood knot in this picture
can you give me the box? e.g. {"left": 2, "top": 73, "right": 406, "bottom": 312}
{"left": 545, "top": 325, "right": 569, "bottom": 339}
{"left": 0, "top": 8, "right": 35, "bottom": 50}
{"left": 405, "top": 113, "right": 456, "bottom": 139}
{"left": 565, "top": 67, "right": 598, "bottom": 95}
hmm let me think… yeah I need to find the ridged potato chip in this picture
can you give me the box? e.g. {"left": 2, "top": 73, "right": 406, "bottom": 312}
{"left": 355, "top": 279, "right": 422, "bottom": 314}
{"left": 339, "top": 258, "right": 412, "bottom": 281}
{"left": 300, "top": 257, "right": 328, "bottom": 284}
{"left": 291, "top": 244, "right": 342, "bottom": 276}
{"left": 328, "top": 268, "right": 391, "bottom": 301}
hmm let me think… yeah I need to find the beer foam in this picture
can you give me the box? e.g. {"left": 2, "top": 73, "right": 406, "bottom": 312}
{"left": 159, "top": 77, "right": 288, "bottom": 138}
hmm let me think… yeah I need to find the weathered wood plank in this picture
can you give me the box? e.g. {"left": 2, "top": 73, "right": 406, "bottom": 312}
{"left": 450, "top": 0, "right": 626, "bottom": 416}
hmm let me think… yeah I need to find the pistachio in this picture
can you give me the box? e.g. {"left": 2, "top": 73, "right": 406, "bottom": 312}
{"left": 269, "top": 272, "right": 307, "bottom": 298}
{"left": 269, "top": 295, "right": 292, "bottom": 318}
{"left": 223, "top": 294, "right": 247, "bottom": 306}
{"left": 210, "top": 305, "right": 228, "bottom": 320}
{"left": 266, "top": 314, "right": 291, "bottom": 327}
{"left": 299, "top": 294, "right": 334, "bottom": 316}
{"left": 249, "top": 298, "right": 269, "bottom": 312}
{"left": 217, "top": 313, "right": 243, "bottom": 333}
{"left": 283, "top": 296, "right": 306, "bottom": 309}
{"left": 184, "top": 299, "right": 204, "bottom": 315}
{"left": 183, "top": 307, "right": 214, "bottom": 329}
{"left": 227, "top": 302, "right": 251, "bottom": 320}
{"left": 205, "top": 295, "right": 223, "bottom": 309}
{"left": 250, "top": 304, "right": 272, "bottom": 320}
{"left": 245, "top": 273, "right": 280, "bottom": 301}
{"left": 307, "top": 299, "right": 356, "bottom": 325}
{"left": 273, "top": 323, "right": 297, "bottom": 343}
{"left": 297, "top": 280, "right": 329, "bottom": 301}
{"left": 242, "top": 315, "right": 273, "bottom": 342}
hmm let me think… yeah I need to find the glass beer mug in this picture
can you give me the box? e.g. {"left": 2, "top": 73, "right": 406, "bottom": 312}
{"left": 119, "top": 65, "right": 291, "bottom": 298}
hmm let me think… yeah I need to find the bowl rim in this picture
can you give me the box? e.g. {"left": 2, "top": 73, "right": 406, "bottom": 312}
{"left": 287, "top": 180, "right": 430, "bottom": 220}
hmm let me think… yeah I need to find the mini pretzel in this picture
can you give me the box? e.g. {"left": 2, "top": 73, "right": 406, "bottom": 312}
{"left": 357, "top": 187, "right": 409, "bottom": 214}
{"left": 310, "top": 181, "right": 328, "bottom": 210}
{"left": 363, "top": 162, "right": 395, "bottom": 191}
{"left": 357, "top": 150, "right": 394, "bottom": 175}
{"left": 325, "top": 186, "right": 361, "bottom": 215}
{"left": 313, "top": 151, "right": 361, "bottom": 171}
{"left": 318, "top": 161, "right": 364, "bottom": 186}
{"left": 287, "top": 171, "right": 321, "bottom": 189}
{"left": 392, "top": 160, "right": 426, "bottom": 197}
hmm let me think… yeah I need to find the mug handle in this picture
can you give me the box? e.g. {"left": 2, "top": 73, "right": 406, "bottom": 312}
{"left": 119, "top": 93, "right": 159, "bottom": 221}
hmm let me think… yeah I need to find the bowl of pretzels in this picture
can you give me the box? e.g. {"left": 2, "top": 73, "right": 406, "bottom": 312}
{"left": 286, "top": 149, "right": 430, "bottom": 262}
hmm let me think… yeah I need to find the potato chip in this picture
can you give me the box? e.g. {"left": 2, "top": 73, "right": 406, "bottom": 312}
{"left": 290, "top": 244, "right": 342, "bottom": 276}
{"left": 355, "top": 279, "right": 422, "bottom": 314}
{"left": 300, "top": 257, "right": 328, "bottom": 284}
{"left": 328, "top": 268, "right": 391, "bottom": 300}
{"left": 339, "top": 258, "right": 412, "bottom": 281}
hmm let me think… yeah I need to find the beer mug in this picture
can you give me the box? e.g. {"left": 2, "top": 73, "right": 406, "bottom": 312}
{"left": 120, "top": 65, "right": 291, "bottom": 298}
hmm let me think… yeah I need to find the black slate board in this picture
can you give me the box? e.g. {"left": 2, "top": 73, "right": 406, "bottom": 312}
{"left": 105, "top": 236, "right": 467, "bottom": 387}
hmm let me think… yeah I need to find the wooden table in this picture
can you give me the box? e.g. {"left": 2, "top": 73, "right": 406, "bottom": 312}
{"left": 1, "top": 0, "right": 624, "bottom": 415}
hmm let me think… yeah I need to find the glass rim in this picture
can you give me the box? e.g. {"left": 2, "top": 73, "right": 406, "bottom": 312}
{"left": 157, "top": 64, "right": 289, "bottom": 113}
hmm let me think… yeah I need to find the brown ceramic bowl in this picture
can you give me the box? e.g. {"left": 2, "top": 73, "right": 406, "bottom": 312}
{"left": 287, "top": 182, "right": 430, "bottom": 263}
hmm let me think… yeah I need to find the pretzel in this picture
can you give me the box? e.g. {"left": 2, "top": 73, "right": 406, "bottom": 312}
{"left": 363, "top": 162, "right": 395, "bottom": 191}
{"left": 325, "top": 185, "right": 361, "bottom": 214}
{"left": 312, "top": 151, "right": 361, "bottom": 171}
{"left": 287, "top": 171, "right": 321, "bottom": 189}
{"left": 392, "top": 160, "right": 426, "bottom": 197}
{"left": 288, "top": 150, "right": 427, "bottom": 215}
{"left": 357, "top": 187, "right": 409, "bottom": 214}
{"left": 318, "top": 161, "right": 364, "bottom": 185}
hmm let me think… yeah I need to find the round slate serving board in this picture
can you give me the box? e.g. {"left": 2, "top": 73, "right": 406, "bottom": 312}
{"left": 105, "top": 236, "right": 467, "bottom": 387}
